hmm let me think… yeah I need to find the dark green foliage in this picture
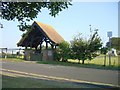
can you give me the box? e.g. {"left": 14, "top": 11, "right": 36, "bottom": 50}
{"left": 111, "top": 37, "right": 120, "bottom": 50}
{"left": 101, "top": 47, "right": 108, "bottom": 54}
{"left": 1, "top": 2, "right": 72, "bottom": 31}
{"left": 71, "top": 32, "right": 102, "bottom": 64}
{"left": 106, "top": 37, "right": 120, "bottom": 51}
{"left": 55, "top": 41, "right": 71, "bottom": 62}
{"left": 106, "top": 41, "right": 110, "bottom": 48}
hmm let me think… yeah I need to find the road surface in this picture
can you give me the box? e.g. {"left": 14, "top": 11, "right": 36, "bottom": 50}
{"left": 1, "top": 60, "right": 119, "bottom": 87}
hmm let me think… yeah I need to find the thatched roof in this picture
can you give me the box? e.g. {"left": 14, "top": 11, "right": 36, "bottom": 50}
{"left": 36, "top": 21, "right": 64, "bottom": 44}
{"left": 17, "top": 21, "right": 64, "bottom": 47}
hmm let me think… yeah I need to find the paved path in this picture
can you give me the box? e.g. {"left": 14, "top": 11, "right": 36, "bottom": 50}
{"left": 1, "top": 60, "right": 119, "bottom": 87}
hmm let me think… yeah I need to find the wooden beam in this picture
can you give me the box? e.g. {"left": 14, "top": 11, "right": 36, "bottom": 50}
{"left": 35, "top": 47, "right": 37, "bottom": 51}
{"left": 55, "top": 45, "right": 57, "bottom": 49}
{"left": 51, "top": 44, "right": 54, "bottom": 49}
{"left": 46, "top": 41, "right": 48, "bottom": 49}
{"left": 39, "top": 43, "right": 42, "bottom": 53}
{"left": 30, "top": 36, "right": 34, "bottom": 48}
{"left": 25, "top": 47, "right": 27, "bottom": 49}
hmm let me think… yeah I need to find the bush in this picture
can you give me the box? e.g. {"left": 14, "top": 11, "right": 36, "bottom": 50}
{"left": 55, "top": 41, "right": 71, "bottom": 62}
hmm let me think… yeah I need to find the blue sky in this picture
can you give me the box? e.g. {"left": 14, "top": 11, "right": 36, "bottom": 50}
{"left": 0, "top": 2, "right": 118, "bottom": 49}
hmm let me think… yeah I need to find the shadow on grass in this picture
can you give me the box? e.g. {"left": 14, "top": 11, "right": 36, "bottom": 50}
{"left": 2, "top": 75, "right": 118, "bottom": 89}
{"left": 37, "top": 61, "right": 120, "bottom": 71}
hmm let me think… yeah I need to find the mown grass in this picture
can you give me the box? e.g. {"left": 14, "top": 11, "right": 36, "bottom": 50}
{"left": 0, "top": 58, "right": 24, "bottom": 62}
{"left": 74, "top": 54, "right": 119, "bottom": 66}
{"left": 37, "top": 60, "right": 119, "bottom": 71}
{"left": 2, "top": 74, "right": 106, "bottom": 88}
{"left": 37, "top": 55, "right": 119, "bottom": 70}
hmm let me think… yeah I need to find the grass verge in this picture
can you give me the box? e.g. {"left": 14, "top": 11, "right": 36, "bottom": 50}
{"left": 37, "top": 60, "right": 119, "bottom": 71}
{"left": 0, "top": 58, "right": 24, "bottom": 62}
{"left": 2, "top": 74, "right": 117, "bottom": 88}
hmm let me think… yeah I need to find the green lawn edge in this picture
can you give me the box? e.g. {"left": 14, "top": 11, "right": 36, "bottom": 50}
{"left": 1, "top": 58, "right": 119, "bottom": 71}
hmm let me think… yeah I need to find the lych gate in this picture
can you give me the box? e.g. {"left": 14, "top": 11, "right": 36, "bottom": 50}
{"left": 17, "top": 21, "right": 64, "bottom": 61}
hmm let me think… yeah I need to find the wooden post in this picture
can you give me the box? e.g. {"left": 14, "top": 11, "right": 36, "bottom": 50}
{"left": 25, "top": 47, "right": 27, "bottom": 50}
{"left": 1, "top": 49, "right": 3, "bottom": 58}
{"left": 103, "top": 54, "right": 106, "bottom": 66}
{"left": 40, "top": 43, "right": 42, "bottom": 53}
{"left": 46, "top": 40, "right": 48, "bottom": 49}
{"left": 12, "top": 50, "right": 13, "bottom": 58}
{"left": 35, "top": 47, "right": 37, "bottom": 51}
{"left": 55, "top": 45, "right": 57, "bottom": 49}
{"left": 24, "top": 47, "right": 27, "bottom": 60}
{"left": 109, "top": 52, "right": 111, "bottom": 66}
{"left": 51, "top": 44, "right": 54, "bottom": 49}
{"left": 5, "top": 48, "right": 7, "bottom": 59}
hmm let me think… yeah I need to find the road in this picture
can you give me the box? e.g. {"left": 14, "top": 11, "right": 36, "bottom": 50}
{"left": 1, "top": 60, "right": 119, "bottom": 87}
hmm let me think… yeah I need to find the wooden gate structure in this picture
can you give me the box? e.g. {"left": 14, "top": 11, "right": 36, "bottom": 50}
{"left": 17, "top": 21, "right": 64, "bottom": 61}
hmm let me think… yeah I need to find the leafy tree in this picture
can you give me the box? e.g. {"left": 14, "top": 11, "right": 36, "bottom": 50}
{"left": 101, "top": 47, "right": 108, "bottom": 54}
{"left": 106, "top": 42, "right": 110, "bottom": 48}
{"left": 1, "top": 2, "right": 72, "bottom": 31}
{"left": 106, "top": 37, "right": 120, "bottom": 51}
{"left": 71, "top": 31, "right": 102, "bottom": 64}
{"left": 111, "top": 37, "right": 120, "bottom": 50}
{"left": 54, "top": 41, "right": 71, "bottom": 62}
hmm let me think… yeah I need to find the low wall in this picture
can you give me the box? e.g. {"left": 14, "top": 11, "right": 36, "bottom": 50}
{"left": 30, "top": 53, "right": 42, "bottom": 61}
{"left": 24, "top": 49, "right": 55, "bottom": 61}
{"left": 42, "top": 49, "right": 54, "bottom": 61}
{"left": 24, "top": 49, "right": 34, "bottom": 60}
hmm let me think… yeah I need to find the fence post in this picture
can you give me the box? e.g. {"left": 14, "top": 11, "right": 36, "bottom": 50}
{"left": 5, "top": 48, "right": 7, "bottom": 59}
{"left": 103, "top": 54, "right": 106, "bottom": 66}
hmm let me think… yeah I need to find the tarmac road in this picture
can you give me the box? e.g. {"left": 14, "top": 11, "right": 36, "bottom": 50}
{"left": 1, "top": 60, "right": 119, "bottom": 87}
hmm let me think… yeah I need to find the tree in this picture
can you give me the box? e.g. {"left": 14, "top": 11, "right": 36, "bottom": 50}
{"left": 1, "top": 2, "right": 72, "bottom": 31}
{"left": 111, "top": 37, "right": 120, "bottom": 50}
{"left": 71, "top": 31, "right": 102, "bottom": 64}
{"left": 106, "top": 41, "right": 111, "bottom": 48}
{"left": 54, "top": 41, "right": 71, "bottom": 62}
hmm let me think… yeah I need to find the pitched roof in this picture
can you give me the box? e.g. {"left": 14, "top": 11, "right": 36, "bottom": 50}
{"left": 35, "top": 21, "right": 64, "bottom": 44}
{"left": 17, "top": 21, "right": 64, "bottom": 47}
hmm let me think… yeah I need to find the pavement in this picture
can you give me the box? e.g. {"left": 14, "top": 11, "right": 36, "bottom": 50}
{"left": 1, "top": 60, "right": 119, "bottom": 88}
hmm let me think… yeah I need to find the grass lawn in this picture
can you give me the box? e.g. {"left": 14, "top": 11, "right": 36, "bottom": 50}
{"left": 37, "top": 61, "right": 119, "bottom": 71}
{"left": 68, "top": 54, "right": 119, "bottom": 66}
{"left": 75, "top": 54, "right": 119, "bottom": 66}
{"left": 2, "top": 74, "right": 109, "bottom": 88}
{"left": 37, "top": 55, "right": 120, "bottom": 70}
{"left": 0, "top": 58, "right": 24, "bottom": 62}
